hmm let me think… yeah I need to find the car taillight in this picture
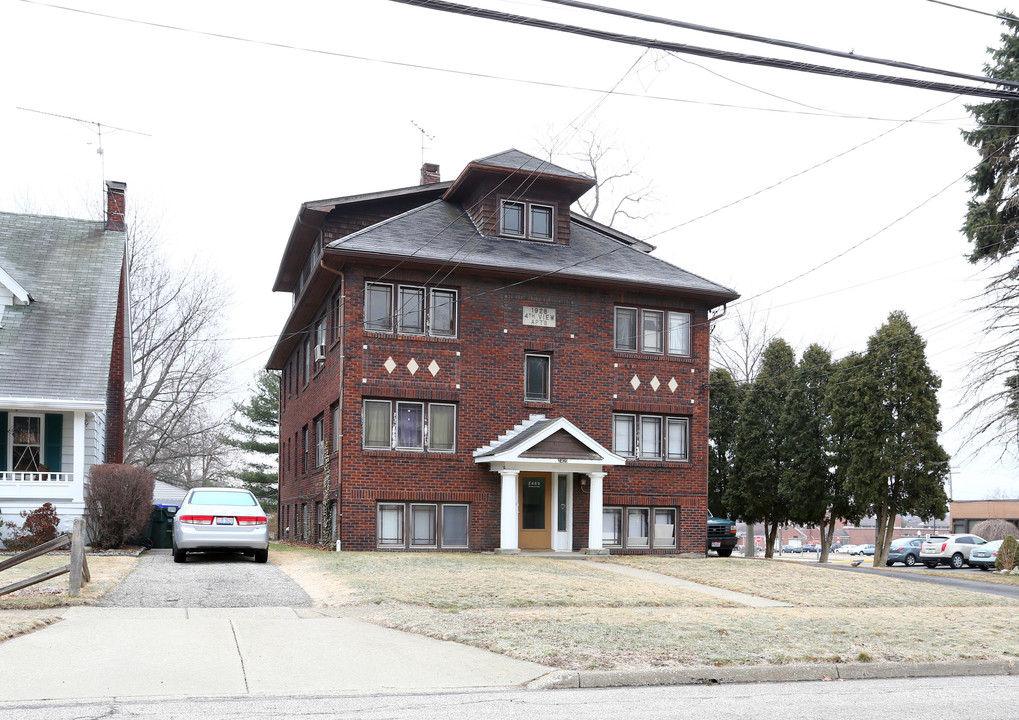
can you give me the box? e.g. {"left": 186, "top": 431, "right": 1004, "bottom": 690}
{"left": 941, "top": 542, "right": 948, "bottom": 552}
{"left": 179, "top": 515, "right": 213, "bottom": 525}
{"left": 237, "top": 516, "right": 268, "bottom": 526}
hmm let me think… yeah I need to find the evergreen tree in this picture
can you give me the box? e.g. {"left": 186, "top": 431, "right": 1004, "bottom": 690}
{"left": 225, "top": 370, "right": 280, "bottom": 510}
{"left": 825, "top": 353, "right": 868, "bottom": 550}
{"left": 727, "top": 338, "right": 796, "bottom": 558}
{"left": 780, "top": 344, "right": 835, "bottom": 561}
{"left": 708, "top": 367, "right": 742, "bottom": 518}
{"left": 841, "top": 312, "right": 950, "bottom": 566}
{"left": 962, "top": 12, "right": 1019, "bottom": 265}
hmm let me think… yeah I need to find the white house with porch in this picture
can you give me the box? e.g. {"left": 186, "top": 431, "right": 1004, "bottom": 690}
{"left": 0, "top": 182, "right": 132, "bottom": 541}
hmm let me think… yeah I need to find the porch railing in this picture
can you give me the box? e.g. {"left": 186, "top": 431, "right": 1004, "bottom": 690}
{"left": 0, "top": 471, "right": 74, "bottom": 483}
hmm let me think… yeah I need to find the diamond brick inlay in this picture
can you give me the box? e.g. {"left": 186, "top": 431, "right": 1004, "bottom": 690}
{"left": 407, "top": 358, "right": 419, "bottom": 375}
{"left": 650, "top": 376, "right": 661, "bottom": 392}
{"left": 384, "top": 357, "right": 397, "bottom": 374}
{"left": 428, "top": 360, "right": 440, "bottom": 376}
{"left": 668, "top": 377, "right": 678, "bottom": 393}
{"left": 630, "top": 374, "right": 640, "bottom": 390}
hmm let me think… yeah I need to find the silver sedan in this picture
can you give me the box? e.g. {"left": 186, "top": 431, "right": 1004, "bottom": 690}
{"left": 171, "top": 487, "right": 270, "bottom": 563}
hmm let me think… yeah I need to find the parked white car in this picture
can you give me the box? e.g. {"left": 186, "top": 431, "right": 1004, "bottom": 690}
{"left": 171, "top": 487, "right": 269, "bottom": 564}
{"left": 919, "top": 534, "right": 987, "bottom": 569}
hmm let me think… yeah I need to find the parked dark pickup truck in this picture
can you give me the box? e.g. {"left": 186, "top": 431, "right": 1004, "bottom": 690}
{"left": 707, "top": 512, "right": 738, "bottom": 557}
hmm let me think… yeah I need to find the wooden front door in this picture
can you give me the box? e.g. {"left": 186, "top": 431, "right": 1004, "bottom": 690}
{"left": 519, "top": 473, "right": 552, "bottom": 550}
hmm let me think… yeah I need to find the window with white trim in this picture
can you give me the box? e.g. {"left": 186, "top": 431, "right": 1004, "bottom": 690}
{"left": 376, "top": 502, "right": 469, "bottom": 548}
{"left": 362, "top": 400, "right": 456, "bottom": 453}
{"left": 604, "top": 506, "right": 679, "bottom": 549}
{"left": 500, "top": 200, "right": 555, "bottom": 241}
{"left": 524, "top": 353, "right": 551, "bottom": 402}
{"left": 314, "top": 415, "right": 325, "bottom": 468}
{"left": 614, "top": 306, "right": 692, "bottom": 356}
{"left": 612, "top": 413, "right": 689, "bottom": 461}
{"left": 364, "top": 282, "right": 458, "bottom": 337}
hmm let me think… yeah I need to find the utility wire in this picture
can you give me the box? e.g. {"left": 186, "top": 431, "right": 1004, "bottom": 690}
{"left": 925, "top": 0, "right": 1019, "bottom": 24}
{"left": 389, "top": 0, "right": 1019, "bottom": 99}
{"left": 540, "top": 0, "right": 1019, "bottom": 90}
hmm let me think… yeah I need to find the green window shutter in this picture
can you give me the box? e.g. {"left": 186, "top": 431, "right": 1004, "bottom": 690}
{"left": 44, "top": 413, "right": 63, "bottom": 472}
{"left": 0, "top": 412, "right": 7, "bottom": 472}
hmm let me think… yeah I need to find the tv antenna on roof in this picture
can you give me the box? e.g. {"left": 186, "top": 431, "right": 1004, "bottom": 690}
{"left": 411, "top": 120, "right": 434, "bottom": 166}
{"left": 16, "top": 107, "right": 151, "bottom": 186}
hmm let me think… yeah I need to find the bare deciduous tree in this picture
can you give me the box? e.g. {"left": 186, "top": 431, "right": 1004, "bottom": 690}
{"left": 536, "top": 124, "right": 656, "bottom": 230}
{"left": 123, "top": 215, "right": 234, "bottom": 485}
{"left": 710, "top": 299, "right": 780, "bottom": 384}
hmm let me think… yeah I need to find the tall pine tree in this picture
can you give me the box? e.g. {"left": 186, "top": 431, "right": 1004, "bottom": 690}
{"left": 841, "top": 312, "right": 950, "bottom": 566}
{"left": 225, "top": 370, "right": 280, "bottom": 510}
{"left": 780, "top": 344, "right": 835, "bottom": 561}
{"left": 708, "top": 367, "right": 742, "bottom": 519}
{"left": 727, "top": 338, "right": 796, "bottom": 558}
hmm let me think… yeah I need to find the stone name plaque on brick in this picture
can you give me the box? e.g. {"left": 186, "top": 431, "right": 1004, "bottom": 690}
{"left": 522, "top": 306, "right": 556, "bottom": 327}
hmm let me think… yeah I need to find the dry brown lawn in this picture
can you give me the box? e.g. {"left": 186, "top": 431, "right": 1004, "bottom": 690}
{"left": 0, "top": 555, "right": 139, "bottom": 642}
{"left": 271, "top": 547, "right": 1019, "bottom": 671}
{"left": 605, "top": 556, "right": 1017, "bottom": 607}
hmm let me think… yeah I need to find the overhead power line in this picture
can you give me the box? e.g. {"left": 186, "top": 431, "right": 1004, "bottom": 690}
{"left": 540, "top": 0, "right": 1019, "bottom": 91}
{"left": 388, "top": 0, "right": 1019, "bottom": 99}
{"left": 925, "top": 0, "right": 1019, "bottom": 24}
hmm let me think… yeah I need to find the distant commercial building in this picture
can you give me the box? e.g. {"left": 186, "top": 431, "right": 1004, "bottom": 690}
{"left": 950, "top": 500, "right": 1019, "bottom": 534}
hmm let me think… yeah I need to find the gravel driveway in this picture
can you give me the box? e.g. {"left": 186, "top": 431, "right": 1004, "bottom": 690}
{"left": 99, "top": 550, "right": 312, "bottom": 608}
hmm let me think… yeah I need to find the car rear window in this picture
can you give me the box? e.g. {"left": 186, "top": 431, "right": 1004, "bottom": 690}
{"left": 189, "top": 491, "right": 257, "bottom": 506}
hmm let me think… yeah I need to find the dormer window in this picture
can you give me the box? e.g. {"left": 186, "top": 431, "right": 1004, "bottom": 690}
{"left": 500, "top": 200, "right": 555, "bottom": 241}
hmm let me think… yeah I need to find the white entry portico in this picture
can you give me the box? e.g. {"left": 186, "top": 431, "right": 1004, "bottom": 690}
{"left": 473, "top": 415, "right": 626, "bottom": 553}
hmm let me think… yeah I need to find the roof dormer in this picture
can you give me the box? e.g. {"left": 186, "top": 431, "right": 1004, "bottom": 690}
{"left": 444, "top": 149, "right": 595, "bottom": 246}
{"left": 0, "top": 264, "right": 31, "bottom": 324}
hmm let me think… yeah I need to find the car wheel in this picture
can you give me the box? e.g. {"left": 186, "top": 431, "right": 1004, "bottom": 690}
{"left": 173, "top": 546, "right": 187, "bottom": 564}
{"left": 950, "top": 553, "right": 965, "bottom": 569}
{"left": 885, "top": 560, "right": 894, "bottom": 566}
{"left": 923, "top": 560, "right": 938, "bottom": 569}
{"left": 978, "top": 565, "right": 989, "bottom": 571}
{"left": 254, "top": 548, "right": 268, "bottom": 564}
{"left": 716, "top": 548, "right": 733, "bottom": 558}
{"left": 904, "top": 554, "right": 916, "bottom": 567}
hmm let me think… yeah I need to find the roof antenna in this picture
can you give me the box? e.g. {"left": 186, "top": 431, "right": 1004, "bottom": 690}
{"left": 16, "top": 107, "right": 151, "bottom": 188}
{"left": 411, "top": 120, "right": 434, "bottom": 166}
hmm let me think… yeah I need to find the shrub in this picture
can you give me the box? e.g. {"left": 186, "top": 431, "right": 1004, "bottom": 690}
{"left": 997, "top": 534, "right": 1018, "bottom": 572}
{"left": 1, "top": 503, "right": 61, "bottom": 552}
{"left": 971, "top": 519, "right": 1019, "bottom": 542}
{"left": 85, "top": 464, "right": 155, "bottom": 550}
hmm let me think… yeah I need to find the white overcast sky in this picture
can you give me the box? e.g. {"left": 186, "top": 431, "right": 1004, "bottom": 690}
{"left": 2, "top": 0, "right": 1017, "bottom": 500}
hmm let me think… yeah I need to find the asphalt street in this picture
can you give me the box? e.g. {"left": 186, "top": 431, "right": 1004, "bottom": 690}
{"left": 98, "top": 549, "right": 312, "bottom": 608}
{"left": 3, "top": 676, "right": 1019, "bottom": 720}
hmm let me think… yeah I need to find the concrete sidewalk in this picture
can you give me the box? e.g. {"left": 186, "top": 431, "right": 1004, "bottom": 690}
{"left": 0, "top": 606, "right": 549, "bottom": 701}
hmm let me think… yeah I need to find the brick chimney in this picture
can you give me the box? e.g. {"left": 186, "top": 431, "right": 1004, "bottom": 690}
{"left": 105, "top": 180, "right": 126, "bottom": 231}
{"left": 419, "top": 163, "right": 440, "bottom": 185}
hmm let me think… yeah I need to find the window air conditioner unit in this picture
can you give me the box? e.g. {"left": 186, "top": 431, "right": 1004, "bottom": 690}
{"left": 314, "top": 344, "right": 326, "bottom": 363}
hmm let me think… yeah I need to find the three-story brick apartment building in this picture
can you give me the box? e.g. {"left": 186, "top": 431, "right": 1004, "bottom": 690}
{"left": 268, "top": 150, "right": 738, "bottom": 554}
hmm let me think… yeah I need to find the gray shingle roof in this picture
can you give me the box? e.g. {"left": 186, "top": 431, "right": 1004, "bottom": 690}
{"left": 326, "top": 200, "right": 737, "bottom": 300}
{"left": 472, "top": 149, "right": 592, "bottom": 182}
{"left": 0, "top": 212, "right": 125, "bottom": 404}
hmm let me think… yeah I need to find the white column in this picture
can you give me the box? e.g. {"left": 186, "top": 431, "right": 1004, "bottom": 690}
{"left": 587, "top": 471, "right": 606, "bottom": 552}
{"left": 497, "top": 469, "right": 519, "bottom": 553}
{"left": 72, "top": 411, "right": 86, "bottom": 503}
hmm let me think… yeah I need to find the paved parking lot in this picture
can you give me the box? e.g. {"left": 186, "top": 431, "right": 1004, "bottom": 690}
{"left": 98, "top": 549, "right": 312, "bottom": 608}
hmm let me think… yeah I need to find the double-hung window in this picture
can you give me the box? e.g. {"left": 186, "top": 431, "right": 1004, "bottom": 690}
{"left": 363, "top": 400, "right": 456, "bottom": 453}
{"left": 314, "top": 415, "right": 325, "bottom": 467}
{"left": 524, "top": 354, "right": 551, "bottom": 402}
{"left": 365, "top": 282, "right": 458, "bottom": 338}
{"left": 614, "top": 307, "right": 691, "bottom": 356}
{"left": 500, "top": 200, "right": 555, "bottom": 241}
{"left": 612, "top": 413, "right": 689, "bottom": 461}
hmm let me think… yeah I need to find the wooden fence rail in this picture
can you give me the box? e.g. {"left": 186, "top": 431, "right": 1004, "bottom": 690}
{"left": 0, "top": 518, "right": 90, "bottom": 598}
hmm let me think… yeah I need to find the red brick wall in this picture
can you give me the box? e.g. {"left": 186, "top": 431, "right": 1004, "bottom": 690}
{"left": 104, "top": 257, "right": 127, "bottom": 464}
{"left": 278, "top": 250, "right": 713, "bottom": 553}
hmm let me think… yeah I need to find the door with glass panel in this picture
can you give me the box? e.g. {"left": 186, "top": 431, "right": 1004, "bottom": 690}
{"left": 518, "top": 473, "right": 552, "bottom": 550}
